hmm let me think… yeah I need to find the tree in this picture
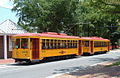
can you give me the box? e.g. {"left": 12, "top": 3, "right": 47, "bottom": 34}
{"left": 111, "top": 31, "right": 120, "bottom": 48}
{"left": 12, "top": 0, "right": 80, "bottom": 35}
{"left": 104, "top": 0, "right": 120, "bottom": 5}
{"left": 12, "top": 0, "right": 120, "bottom": 40}
{"left": 78, "top": 0, "right": 120, "bottom": 38}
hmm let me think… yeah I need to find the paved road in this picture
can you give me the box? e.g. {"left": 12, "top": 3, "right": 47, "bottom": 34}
{"left": 0, "top": 49, "right": 120, "bottom": 78}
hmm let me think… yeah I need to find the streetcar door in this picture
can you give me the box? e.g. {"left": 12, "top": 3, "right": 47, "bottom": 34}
{"left": 90, "top": 41, "right": 94, "bottom": 54}
{"left": 31, "top": 38, "right": 39, "bottom": 59}
{"left": 78, "top": 40, "right": 83, "bottom": 55}
{"left": 108, "top": 42, "right": 110, "bottom": 51}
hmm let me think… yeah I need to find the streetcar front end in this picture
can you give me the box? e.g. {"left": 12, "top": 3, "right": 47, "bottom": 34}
{"left": 12, "top": 37, "right": 31, "bottom": 62}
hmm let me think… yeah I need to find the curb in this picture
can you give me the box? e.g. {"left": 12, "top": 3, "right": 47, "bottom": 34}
{"left": 0, "top": 59, "right": 15, "bottom": 64}
{"left": 45, "top": 74, "right": 64, "bottom": 78}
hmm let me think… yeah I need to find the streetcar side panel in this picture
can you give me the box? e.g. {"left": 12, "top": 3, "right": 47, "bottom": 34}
{"left": 93, "top": 40, "right": 110, "bottom": 53}
{"left": 82, "top": 40, "right": 91, "bottom": 54}
{"left": 39, "top": 38, "right": 79, "bottom": 58}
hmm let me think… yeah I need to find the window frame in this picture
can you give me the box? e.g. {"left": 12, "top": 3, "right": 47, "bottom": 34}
{"left": 21, "top": 38, "right": 29, "bottom": 49}
{"left": 41, "top": 39, "right": 78, "bottom": 49}
{"left": 15, "top": 38, "right": 21, "bottom": 49}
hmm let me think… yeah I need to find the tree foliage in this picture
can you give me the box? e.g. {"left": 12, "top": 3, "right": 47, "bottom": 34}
{"left": 80, "top": 0, "right": 120, "bottom": 37}
{"left": 12, "top": 0, "right": 120, "bottom": 41}
{"left": 12, "top": 0, "right": 80, "bottom": 35}
{"left": 111, "top": 31, "right": 120, "bottom": 45}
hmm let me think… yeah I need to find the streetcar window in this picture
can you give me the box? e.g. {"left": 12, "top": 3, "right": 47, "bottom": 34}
{"left": 63, "top": 40, "right": 67, "bottom": 48}
{"left": 56, "top": 40, "right": 59, "bottom": 49}
{"left": 58, "top": 40, "right": 60, "bottom": 48}
{"left": 101, "top": 42, "right": 103, "bottom": 47}
{"left": 98, "top": 42, "right": 100, "bottom": 47}
{"left": 21, "top": 38, "right": 28, "bottom": 49}
{"left": 46, "top": 39, "right": 49, "bottom": 49}
{"left": 104, "top": 42, "right": 107, "bottom": 47}
{"left": 49, "top": 40, "right": 53, "bottom": 49}
{"left": 100, "top": 42, "right": 106, "bottom": 47}
{"left": 75, "top": 43, "right": 77, "bottom": 48}
{"left": 97, "top": 42, "right": 99, "bottom": 47}
{"left": 52, "top": 40, "right": 55, "bottom": 49}
{"left": 99, "top": 42, "right": 101, "bottom": 47}
{"left": 102, "top": 42, "right": 104, "bottom": 47}
{"left": 15, "top": 39, "right": 20, "bottom": 49}
{"left": 94, "top": 42, "right": 95, "bottom": 47}
{"left": 50, "top": 40, "right": 53, "bottom": 49}
{"left": 67, "top": 40, "right": 77, "bottom": 48}
{"left": 68, "top": 40, "right": 72, "bottom": 48}
{"left": 73, "top": 40, "right": 77, "bottom": 48}
{"left": 98, "top": 42, "right": 99, "bottom": 47}
{"left": 104, "top": 42, "right": 105, "bottom": 47}
{"left": 42, "top": 39, "right": 45, "bottom": 49}
{"left": 101, "top": 42, "right": 102, "bottom": 47}
{"left": 61, "top": 40, "right": 64, "bottom": 48}
{"left": 94, "top": 41, "right": 107, "bottom": 47}
{"left": 41, "top": 39, "right": 78, "bottom": 49}
{"left": 66, "top": 40, "right": 68, "bottom": 48}
{"left": 54, "top": 40, "right": 57, "bottom": 49}
{"left": 94, "top": 41, "right": 98, "bottom": 47}
{"left": 68, "top": 40, "right": 70, "bottom": 48}
{"left": 84, "top": 41, "right": 89, "bottom": 47}
{"left": 71, "top": 40, "right": 73, "bottom": 48}
{"left": 97, "top": 42, "right": 100, "bottom": 47}
{"left": 72, "top": 41, "right": 75, "bottom": 48}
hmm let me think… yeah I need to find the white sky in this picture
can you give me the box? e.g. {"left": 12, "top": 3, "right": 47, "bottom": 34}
{"left": 0, "top": 0, "right": 18, "bottom": 23}
{"left": 0, "top": 0, "right": 13, "bottom": 9}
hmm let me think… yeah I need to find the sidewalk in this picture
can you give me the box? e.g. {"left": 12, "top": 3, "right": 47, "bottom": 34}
{"left": 53, "top": 62, "right": 120, "bottom": 78}
{"left": 0, "top": 59, "right": 15, "bottom": 64}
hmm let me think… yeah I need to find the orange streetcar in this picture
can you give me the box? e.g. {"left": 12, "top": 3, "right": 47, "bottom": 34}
{"left": 90, "top": 37, "right": 110, "bottom": 54}
{"left": 12, "top": 32, "right": 111, "bottom": 63}
{"left": 79, "top": 37, "right": 110, "bottom": 55}
{"left": 12, "top": 32, "right": 81, "bottom": 63}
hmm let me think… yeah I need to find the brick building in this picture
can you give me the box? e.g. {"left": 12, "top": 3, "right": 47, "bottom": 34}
{"left": 0, "top": 19, "right": 28, "bottom": 59}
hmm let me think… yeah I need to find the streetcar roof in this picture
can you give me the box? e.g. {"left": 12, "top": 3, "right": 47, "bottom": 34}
{"left": 80, "top": 37, "right": 92, "bottom": 40}
{"left": 13, "top": 33, "right": 110, "bottom": 41}
{"left": 80, "top": 37, "right": 109, "bottom": 41}
{"left": 13, "top": 33, "right": 80, "bottom": 39}
{"left": 90, "top": 37, "right": 109, "bottom": 41}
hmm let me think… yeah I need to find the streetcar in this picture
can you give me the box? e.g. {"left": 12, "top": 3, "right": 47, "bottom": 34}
{"left": 12, "top": 32, "right": 110, "bottom": 63}
{"left": 91, "top": 37, "right": 110, "bottom": 54}
{"left": 81, "top": 37, "right": 110, "bottom": 54}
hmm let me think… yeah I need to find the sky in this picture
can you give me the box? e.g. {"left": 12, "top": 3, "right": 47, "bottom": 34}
{"left": 0, "top": 0, "right": 18, "bottom": 23}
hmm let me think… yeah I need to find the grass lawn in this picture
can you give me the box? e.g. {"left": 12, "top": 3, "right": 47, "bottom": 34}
{"left": 108, "top": 61, "right": 120, "bottom": 66}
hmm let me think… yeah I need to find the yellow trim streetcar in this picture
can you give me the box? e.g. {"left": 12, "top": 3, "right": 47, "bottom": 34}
{"left": 12, "top": 32, "right": 110, "bottom": 63}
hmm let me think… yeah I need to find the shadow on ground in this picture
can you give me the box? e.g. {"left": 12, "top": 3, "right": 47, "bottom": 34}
{"left": 82, "top": 51, "right": 107, "bottom": 56}
{"left": 53, "top": 57, "right": 120, "bottom": 76}
{"left": 53, "top": 66, "right": 86, "bottom": 74}
{"left": 69, "top": 65, "right": 120, "bottom": 77}
{"left": 7, "top": 55, "right": 77, "bottom": 66}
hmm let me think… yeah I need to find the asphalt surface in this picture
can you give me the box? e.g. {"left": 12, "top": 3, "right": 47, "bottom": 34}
{"left": 0, "top": 49, "right": 120, "bottom": 78}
